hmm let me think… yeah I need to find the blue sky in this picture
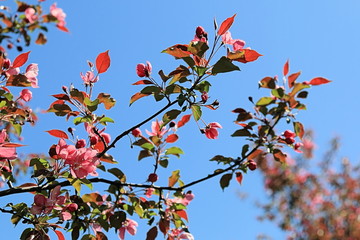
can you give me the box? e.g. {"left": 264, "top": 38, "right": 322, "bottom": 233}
{"left": 1, "top": 0, "right": 360, "bottom": 239}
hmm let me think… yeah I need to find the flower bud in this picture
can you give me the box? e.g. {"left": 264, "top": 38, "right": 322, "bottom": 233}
{"left": 131, "top": 128, "right": 142, "bottom": 137}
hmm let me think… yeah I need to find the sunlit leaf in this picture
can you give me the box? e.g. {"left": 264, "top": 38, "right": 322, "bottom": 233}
{"left": 217, "top": 14, "right": 236, "bottom": 36}
{"left": 165, "top": 147, "right": 184, "bottom": 157}
{"left": 129, "top": 92, "right": 149, "bottom": 105}
{"left": 45, "top": 129, "right": 69, "bottom": 139}
{"left": 12, "top": 51, "right": 30, "bottom": 68}
{"left": 165, "top": 134, "right": 179, "bottom": 143}
{"left": 235, "top": 172, "right": 243, "bottom": 185}
{"left": 309, "top": 77, "right": 331, "bottom": 85}
{"left": 288, "top": 71, "right": 301, "bottom": 88}
{"left": 283, "top": 59, "right": 289, "bottom": 76}
{"left": 96, "top": 50, "right": 110, "bottom": 74}
{"left": 273, "top": 149, "right": 287, "bottom": 163}
{"left": 168, "top": 170, "right": 180, "bottom": 187}
{"left": 293, "top": 121, "right": 304, "bottom": 139}
{"left": 162, "top": 44, "right": 190, "bottom": 58}
{"left": 191, "top": 105, "right": 202, "bottom": 121}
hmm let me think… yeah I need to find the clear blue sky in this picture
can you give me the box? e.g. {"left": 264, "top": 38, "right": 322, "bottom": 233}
{"left": 1, "top": 0, "right": 360, "bottom": 239}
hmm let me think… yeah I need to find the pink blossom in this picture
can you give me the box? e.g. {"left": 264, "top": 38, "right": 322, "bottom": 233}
{"left": 136, "top": 61, "right": 152, "bottom": 77}
{"left": 204, "top": 122, "right": 222, "bottom": 139}
{"left": 50, "top": 3, "right": 66, "bottom": 28}
{"left": 80, "top": 71, "right": 98, "bottom": 85}
{"left": 25, "top": 8, "right": 38, "bottom": 23}
{"left": 145, "top": 188, "right": 154, "bottom": 198}
{"left": 170, "top": 229, "right": 194, "bottom": 240}
{"left": 145, "top": 120, "right": 168, "bottom": 138}
{"left": 20, "top": 89, "right": 32, "bottom": 102}
{"left": 25, "top": 64, "right": 39, "bottom": 88}
{"left": 201, "top": 92, "right": 208, "bottom": 103}
{"left": 221, "top": 31, "right": 246, "bottom": 51}
{"left": 30, "top": 186, "right": 65, "bottom": 215}
{"left": 118, "top": 219, "right": 138, "bottom": 240}
{"left": 0, "top": 130, "right": 17, "bottom": 160}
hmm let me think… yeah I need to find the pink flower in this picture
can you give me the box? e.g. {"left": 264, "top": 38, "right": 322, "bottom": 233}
{"left": 169, "top": 229, "right": 194, "bottom": 240}
{"left": 145, "top": 188, "right": 154, "bottom": 198}
{"left": 25, "top": 64, "right": 39, "bottom": 88}
{"left": 204, "top": 122, "right": 222, "bottom": 139}
{"left": 145, "top": 120, "right": 168, "bottom": 138}
{"left": 20, "top": 89, "right": 32, "bottom": 102}
{"left": 25, "top": 8, "right": 38, "bottom": 23}
{"left": 118, "top": 219, "right": 138, "bottom": 240}
{"left": 221, "top": 31, "right": 246, "bottom": 51}
{"left": 30, "top": 186, "right": 65, "bottom": 215}
{"left": 50, "top": 3, "right": 66, "bottom": 28}
{"left": 201, "top": 92, "right": 208, "bottom": 103}
{"left": 80, "top": 71, "right": 98, "bottom": 85}
{"left": 136, "top": 61, "right": 152, "bottom": 77}
{"left": 0, "top": 130, "right": 17, "bottom": 160}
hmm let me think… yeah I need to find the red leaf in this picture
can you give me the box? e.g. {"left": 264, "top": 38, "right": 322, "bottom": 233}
{"left": 45, "top": 129, "right": 69, "bottom": 139}
{"left": 283, "top": 59, "right": 289, "bottom": 76}
{"left": 247, "top": 149, "right": 263, "bottom": 160}
{"left": 17, "top": 183, "right": 38, "bottom": 189}
{"left": 130, "top": 92, "right": 150, "bottom": 105}
{"left": 132, "top": 80, "right": 153, "bottom": 85}
{"left": 1, "top": 143, "right": 26, "bottom": 147}
{"left": 176, "top": 210, "right": 188, "bottom": 221}
{"left": 177, "top": 114, "right": 191, "bottom": 128}
{"left": 235, "top": 172, "right": 243, "bottom": 185}
{"left": 54, "top": 230, "right": 65, "bottom": 240}
{"left": 96, "top": 50, "right": 111, "bottom": 74}
{"left": 165, "top": 134, "right": 179, "bottom": 143}
{"left": 217, "top": 14, "right": 236, "bottom": 36}
{"left": 12, "top": 51, "right": 30, "bottom": 68}
{"left": 309, "top": 77, "right": 331, "bottom": 85}
{"left": 232, "top": 49, "right": 262, "bottom": 63}
{"left": 288, "top": 71, "right": 301, "bottom": 88}
{"left": 57, "top": 25, "right": 69, "bottom": 33}
{"left": 159, "top": 219, "right": 170, "bottom": 236}
{"left": 161, "top": 44, "right": 191, "bottom": 58}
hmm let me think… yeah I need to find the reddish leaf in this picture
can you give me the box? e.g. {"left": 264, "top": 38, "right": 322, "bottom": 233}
{"left": 293, "top": 121, "right": 305, "bottom": 139}
{"left": 146, "top": 226, "right": 158, "bottom": 240}
{"left": 309, "top": 77, "right": 331, "bottom": 85}
{"left": 273, "top": 149, "right": 287, "bottom": 163}
{"left": 17, "top": 183, "right": 37, "bottom": 189}
{"left": 35, "top": 33, "right": 47, "bottom": 45}
{"left": 159, "top": 219, "right": 170, "bottom": 236}
{"left": 54, "top": 230, "right": 65, "bottom": 240}
{"left": 132, "top": 80, "right": 153, "bottom": 85}
{"left": 247, "top": 149, "right": 263, "bottom": 160}
{"left": 96, "top": 50, "right": 111, "bottom": 74}
{"left": 45, "top": 129, "right": 69, "bottom": 139}
{"left": 283, "top": 59, "right": 289, "bottom": 76}
{"left": 161, "top": 44, "right": 191, "bottom": 58}
{"left": 165, "top": 134, "right": 179, "bottom": 143}
{"left": 130, "top": 92, "right": 150, "bottom": 105}
{"left": 235, "top": 172, "right": 243, "bottom": 185}
{"left": 96, "top": 232, "right": 108, "bottom": 240}
{"left": 176, "top": 210, "right": 188, "bottom": 221}
{"left": 1, "top": 143, "right": 26, "bottom": 147}
{"left": 100, "top": 154, "right": 117, "bottom": 164}
{"left": 177, "top": 114, "right": 191, "bottom": 128}
{"left": 12, "top": 51, "right": 30, "bottom": 68}
{"left": 230, "top": 49, "right": 262, "bottom": 63}
{"left": 57, "top": 25, "right": 69, "bottom": 33}
{"left": 52, "top": 94, "right": 70, "bottom": 101}
{"left": 288, "top": 71, "right": 301, "bottom": 88}
{"left": 217, "top": 14, "right": 236, "bottom": 36}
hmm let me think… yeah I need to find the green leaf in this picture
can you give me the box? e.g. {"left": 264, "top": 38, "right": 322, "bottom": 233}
{"left": 256, "top": 97, "right": 275, "bottom": 106}
{"left": 141, "top": 86, "right": 161, "bottom": 94}
{"left": 212, "top": 57, "right": 240, "bottom": 75}
{"left": 163, "top": 109, "right": 181, "bottom": 125}
{"left": 293, "top": 121, "right": 304, "bottom": 139}
{"left": 159, "top": 159, "right": 169, "bottom": 168}
{"left": 182, "top": 57, "right": 195, "bottom": 68}
{"left": 99, "top": 116, "right": 115, "bottom": 124}
{"left": 231, "top": 129, "right": 251, "bottom": 137}
{"left": 165, "top": 147, "right": 184, "bottom": 158}
{"left": 220, "top": 173, "right": 232, "bottom": 190}
{"left": 191, "top": 105, "right": 202, "bottom": 121}
{"left": 165, "top": 84, "right": 182, "bottom": 95}
{"left": 168, "top": 170, "right": 180, "bottom": 187}
{"left": 271, "top": 88, "right": 285, "bottom": 98}
{"left": 297, "top": 91, "right": 308, "bottom": 98}
{"left": 108, "top": 168, "right": 126, "bottom": 182}
{"left": 138, "top": 149, "right": 153, "bottom": 161}
{"left": 194, "top": 66, "right": 207, "bottom": 77}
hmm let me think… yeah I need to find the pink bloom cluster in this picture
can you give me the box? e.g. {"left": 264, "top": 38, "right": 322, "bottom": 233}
{"left": 222, "top": 31, "right": 246, "bottom": 51}
{"left": 50, "top": 3, "right": 67, "bottom": 28}
{"left": 136, "top": 61, "right": 152, "bottom": 78}
{"left": 56, "top": 139, "right": 100, "bottom": 179}
{"left": 25, "top": 8, "right": 38, "bottom": 24}
{"left": 118, "top": 219, "right": 138, "bottom": 240}
{"left": 4, "top": 60, "right": 39, "bottom": 88}
{"left": 167, "top": 192, "right": 195, "bottom": 207}
{"left": 0, "top": 129, "right": 17, "bottom": 160}
{"left": 169, "top": 229, "right": 194, "bottom": 240}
